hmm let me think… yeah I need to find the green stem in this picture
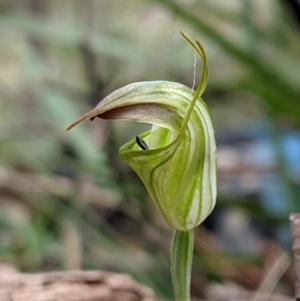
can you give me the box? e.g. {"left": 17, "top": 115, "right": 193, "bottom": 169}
{"left": 171, "top": 229, "right": 194, "bottom": 301}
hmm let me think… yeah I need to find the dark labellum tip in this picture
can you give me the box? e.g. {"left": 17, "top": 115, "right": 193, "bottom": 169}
{"left": 136, "top": 136, "right": 149, "bottom": 150}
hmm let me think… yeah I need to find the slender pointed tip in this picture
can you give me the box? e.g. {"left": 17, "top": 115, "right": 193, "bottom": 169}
{"left": 66, "top": 111, "right": 98, "bottom": 131}
{"left": 66, "top": 123, "right": 75, "bottom": 131}
{"left": 66, "top": 119, "right": 82, "bottom": 131}
{"left": 180, "top": 30, "right": 187, "bottom": 39}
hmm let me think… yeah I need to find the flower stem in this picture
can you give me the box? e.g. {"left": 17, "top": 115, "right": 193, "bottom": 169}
{"left": 171, "top": 229, "right": 194, "bottom": 301}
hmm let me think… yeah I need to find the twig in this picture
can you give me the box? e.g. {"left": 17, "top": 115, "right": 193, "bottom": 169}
{"left": 289, "top": 213, "right": 300, "bottom": 301}
{"left": 0, "top": 267, "right": 156, "bottom": 301}
{"left": 252, "top": 252, "right": 290, "bottom": 301}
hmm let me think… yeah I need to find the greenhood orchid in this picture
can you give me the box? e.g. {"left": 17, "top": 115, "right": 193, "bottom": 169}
{"left": 68, "top": 32, "right": 217, "bottom": 301}
{"left": 68, "top": 32, "right": 217, "bottom": 232}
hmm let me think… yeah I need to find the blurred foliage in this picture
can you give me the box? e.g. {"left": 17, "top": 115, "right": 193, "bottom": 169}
{"left": 0, "top": 0, "right": 299, "bottom": 299}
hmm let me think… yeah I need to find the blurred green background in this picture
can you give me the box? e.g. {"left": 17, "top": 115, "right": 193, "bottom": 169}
{"left": 0, "top": 0, "right": 300, "bottom": 299}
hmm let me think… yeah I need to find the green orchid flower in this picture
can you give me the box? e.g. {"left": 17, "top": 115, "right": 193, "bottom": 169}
{"left": 68, "top": 32, "right": 217, "bottom": 301}
{"left": 68, "top": 32, "right": 217, "bottom": 232}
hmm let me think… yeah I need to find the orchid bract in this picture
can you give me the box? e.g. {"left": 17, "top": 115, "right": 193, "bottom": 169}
{"left": 67, "top": 32, "right": 217, "bottom": 232}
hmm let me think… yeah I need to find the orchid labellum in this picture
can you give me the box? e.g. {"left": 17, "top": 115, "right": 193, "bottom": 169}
{"left": 68, "top": 32, "right": 217, "bottom": 301}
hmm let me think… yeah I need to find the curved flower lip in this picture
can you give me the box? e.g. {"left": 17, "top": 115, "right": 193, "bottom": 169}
{"left": 67, "top": 82, "right": 185, "bottom": 156}
{"left": 66, "top": 80, "right": 198, "bottom": 160}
